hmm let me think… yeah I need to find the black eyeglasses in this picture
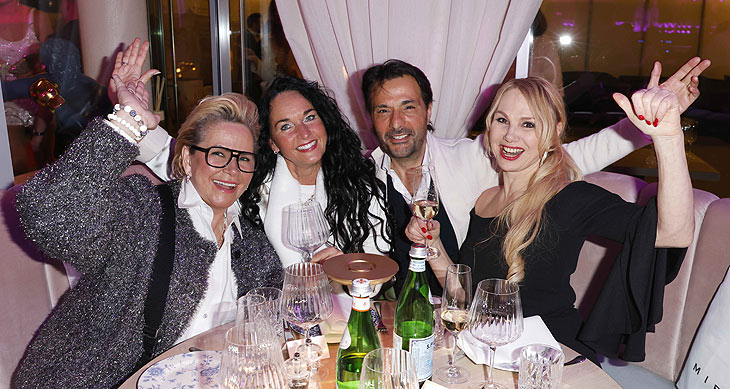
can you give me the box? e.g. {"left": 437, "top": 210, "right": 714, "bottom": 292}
{"left": 189, "top": 144, "right": 256, "bottom": 173}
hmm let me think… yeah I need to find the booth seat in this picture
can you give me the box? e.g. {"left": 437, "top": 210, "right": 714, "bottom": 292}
{"left": 573, "top": 171, "right": 730, "bottom": 387}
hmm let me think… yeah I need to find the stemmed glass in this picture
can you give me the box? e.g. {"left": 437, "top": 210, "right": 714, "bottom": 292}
{"left": 281, "top": 262, "right": 334, "bottom": 377}
{"left": 435, "top": 264, "right": 473, "bottom": 384}
{"left": 411, "top": 165, "right": 440, "bottom": 259}
{"left": 359, "top": 347, "right": 419, "bottom": 389}
{"left": 286, "top": 199, "right": 330, "bottom": 262}
{"left": 467, "top": 278, "right": 523, "bottom": 389}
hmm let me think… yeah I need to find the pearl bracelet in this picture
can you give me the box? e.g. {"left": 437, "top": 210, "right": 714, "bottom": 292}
{"left": 113, "top": 104, "right": 148, "bottom": 136}
{"left": 107, "top": 112, "right": 143, "bottom": 141}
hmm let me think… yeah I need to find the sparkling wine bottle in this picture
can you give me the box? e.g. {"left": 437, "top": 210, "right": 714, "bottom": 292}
{"left": 393, "top": 243, "right": 435, "bottom": 382}
{"left": 336, "top": 278, "right": 381, "bottom": 389}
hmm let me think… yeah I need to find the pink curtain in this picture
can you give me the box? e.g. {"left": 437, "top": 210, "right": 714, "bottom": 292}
{"left": 275, "top": 0, "right": 541, "bottom": 149}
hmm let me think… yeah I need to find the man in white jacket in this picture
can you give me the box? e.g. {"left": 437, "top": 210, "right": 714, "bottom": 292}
{"left": 360, "top": 58, "right": 709, "bottom": 293}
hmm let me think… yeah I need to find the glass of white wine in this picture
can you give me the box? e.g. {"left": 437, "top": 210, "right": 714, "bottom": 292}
{"left": 411, "top": 164, "right": 441, "bottom": 259}
{"left": 436, "top": 264, "right": 472, "bottom": 384}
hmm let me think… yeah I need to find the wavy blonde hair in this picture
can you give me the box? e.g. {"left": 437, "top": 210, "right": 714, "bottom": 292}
{"left": 484, "top": 77, "right": 582, "bottom": 284}
{"left": 171, "top": 93, "right": 260, "bottom": 179}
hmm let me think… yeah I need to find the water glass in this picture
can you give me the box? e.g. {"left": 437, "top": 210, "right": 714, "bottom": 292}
{"left": 220, "top": 323, "right": 288, "bottom": 388}
{"left": 518, "top": 344, "right": 564, "bottom": 389}
{"left": 235, "top": 293, "right": 265, "bottom": 325}
{"left": 247, "top": 287, "right": 285, "bottom": 349}
{"left": 285, "top": 199, "right": 329, "bottom": 261}
{"left": 359, "top": 348, "right": 418, "bottom": 389}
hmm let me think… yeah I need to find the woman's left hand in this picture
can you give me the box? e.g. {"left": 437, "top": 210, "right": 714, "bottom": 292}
{"left": 612, "top": 87, "right": 681, "bottom": 139}
{"left": 311, "top": 246, "right": 343, "bottom": 264}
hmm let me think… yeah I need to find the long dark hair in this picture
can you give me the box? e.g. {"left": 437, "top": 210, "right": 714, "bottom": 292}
{"left": 241, "top": 76, "right": 392, "bottom": 254}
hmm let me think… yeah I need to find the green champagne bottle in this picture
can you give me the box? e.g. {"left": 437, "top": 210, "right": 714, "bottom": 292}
{"left": 336, "top": 278, "right": 381, "bottom": 389}
{"left": 393, "top": 243, "right": 434, "bottom": 382}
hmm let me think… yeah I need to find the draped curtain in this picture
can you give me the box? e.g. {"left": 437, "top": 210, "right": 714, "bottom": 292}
{"left": 275, "top": 0, "right": 542, "bottom": 149}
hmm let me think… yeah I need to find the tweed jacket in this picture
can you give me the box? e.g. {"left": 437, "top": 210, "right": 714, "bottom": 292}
{"left": 13, "top": 119, "right": 283, "bottom": 389}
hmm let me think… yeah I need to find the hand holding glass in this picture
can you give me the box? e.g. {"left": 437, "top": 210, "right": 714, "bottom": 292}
{"left": 411, "top": 165, "right": 440, "bottom": 259}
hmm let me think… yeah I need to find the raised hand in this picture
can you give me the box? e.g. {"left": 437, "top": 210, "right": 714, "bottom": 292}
{"left": 111, "top": 74, "right": 159, "bottom": 130}
{"left": 648, "top": 57, "right": 711, "bottom": 114}
{"left": 612, "top": 87, "right": 680, "bottom": 139}
{"left": 108, "top": 38, "right": 159, "bottom": 104}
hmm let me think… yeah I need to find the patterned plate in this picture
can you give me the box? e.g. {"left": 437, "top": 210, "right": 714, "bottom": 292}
{"left": 137, "top": 351, "right": 221, "bottom": 388}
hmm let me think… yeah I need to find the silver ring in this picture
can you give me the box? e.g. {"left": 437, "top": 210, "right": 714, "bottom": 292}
{"left": 127, "top": 87, "right": 135, "bottom": 93}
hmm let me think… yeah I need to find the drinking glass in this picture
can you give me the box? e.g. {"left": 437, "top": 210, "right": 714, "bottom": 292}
{"left": 247, "top": 287, "right": 285, "bottom": 350}
{"left": 435, "top": 264, "right": 472, "bottom": 384}
{"left": 468, "top": 278, "right": 523, "bottom": 389}
{"left": 518, "top": 344, "right": 564, "bottom": 389}
{"left": 235, "top": 293, "right": 265, "bottom": 325}
{"left": 681, "top": 116, "right": 698, "bottom": 155}
{"left": 285, "top": 199, "right": 329, "bottom": 262}
{"left": 359, "top": 348, "right": 419, "bottom": 389}
{"left": 220, "top": 323, "right": 288, "bottom": 388}
{"left": 411, "top": 165, "right": 440, "bottom": 259}
{"left": 281, "top": 262, "right": 334, "bottom": 376}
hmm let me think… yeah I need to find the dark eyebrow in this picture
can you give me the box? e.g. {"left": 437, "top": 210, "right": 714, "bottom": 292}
{"left": 400, "top": 99, "right": 417, "bottom": 106}
{"left": 304, "top": 108, "right": 317, "bottom": 115}
{"left": 274, "top": 117, "right": 290, "bottom": 126}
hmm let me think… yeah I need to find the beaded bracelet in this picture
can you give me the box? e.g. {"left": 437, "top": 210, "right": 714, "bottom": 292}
{"left": 113, "top": 104, "right": 149, "bottom": 136}
{"left": 107, "top": 112, "right": 143, "bottom": 141}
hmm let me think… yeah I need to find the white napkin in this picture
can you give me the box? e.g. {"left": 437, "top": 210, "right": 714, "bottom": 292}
{"left": 457, "top": 316, "right": 560, "bottom": 369}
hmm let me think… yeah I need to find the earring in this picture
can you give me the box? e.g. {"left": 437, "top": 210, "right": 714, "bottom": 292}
{"left": 540, "top": 151, "right": 549, "bottom": 164}
{"left": 185, "top": 174, "right": 191, "bottom": 183}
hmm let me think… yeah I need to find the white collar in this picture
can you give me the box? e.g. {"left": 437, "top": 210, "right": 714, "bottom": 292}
{"left": 178, "top": 178, "right": 242, "bottom": 237}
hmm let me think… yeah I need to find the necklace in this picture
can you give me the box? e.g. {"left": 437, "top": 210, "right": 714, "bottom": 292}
{"left": 216, "top": 211, "right": 228, "bottom": 248}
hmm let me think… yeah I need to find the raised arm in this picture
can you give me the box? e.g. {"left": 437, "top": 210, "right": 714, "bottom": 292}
{"left": 612, "top": 88, "right": 694, "bottom": 247}
{"left": 405, "top": 217, "right": 452, "bottom": 286}
{"left": 564, "top": 56, "right": 710, "bottom": 175}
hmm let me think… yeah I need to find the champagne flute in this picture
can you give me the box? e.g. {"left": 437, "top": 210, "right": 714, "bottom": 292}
{"left": 435, "top": 264, "right": 472, "bottom": 384}
{"left": 286, "top": 199, "right": 330, "bottom": 262}
{"left": 467, "top": 279, "right": 523, "bottom": 389}
{"left": 281, "top": 262, "right": 334, "bottom": 377}
{"left": 359, "top": 347, "right": 419, "bottom": 389}
{"left": 411, "top": 165, "right": 440, "bottom": 259}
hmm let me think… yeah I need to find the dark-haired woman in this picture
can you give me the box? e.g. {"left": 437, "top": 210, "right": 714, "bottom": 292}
{"left": 139, "top": 75, "right": 391, "bottom": 267}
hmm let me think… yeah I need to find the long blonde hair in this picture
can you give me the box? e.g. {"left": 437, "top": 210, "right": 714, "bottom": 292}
{"left": 484, "top": 77, "right": 582, "bottom": 284}
{"left": 172, "top": 93, "right": 260, "bottom": 179}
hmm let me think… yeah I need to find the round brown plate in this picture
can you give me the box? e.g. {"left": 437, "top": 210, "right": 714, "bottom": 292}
{"left": 322, "top": 253, "right": 399, "bottom": 286}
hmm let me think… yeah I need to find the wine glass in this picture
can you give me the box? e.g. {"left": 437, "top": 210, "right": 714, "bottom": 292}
{"left": 411, "top": 165, "right": 440, "bottom": 259}
{"left": 467, "top": 278, "right": 523, "bottom": 389}
{"left": 281, "top": 262, "right": 334, "bottom": 377}
{"left": 435, "top": 264, "right": 472, "bottom": 384}
{"left": 359, "top": 347, "right": 419, "bottom": 389}
{"left": 220, "top": 322, "right": 288, "bottom": 388}
{"left": 286, "top": 199, "right": 330, "bottom": 262}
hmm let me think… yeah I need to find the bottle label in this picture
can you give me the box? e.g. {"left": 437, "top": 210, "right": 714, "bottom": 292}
{"left": 409, "top": 258, "right": 426, "bottom": 272}
{"left": 352, "top": 296, "right": 370, "bottom": 312}
{"left": 339, "top": 327, "right": 351, "bottom": 349}
{"left": 392, "top": 333, "right": 434, "bottom": 382}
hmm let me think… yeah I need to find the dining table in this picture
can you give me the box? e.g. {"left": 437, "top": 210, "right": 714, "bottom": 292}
{"left": 120, "top": 300, "right": 620, "bottom": 388}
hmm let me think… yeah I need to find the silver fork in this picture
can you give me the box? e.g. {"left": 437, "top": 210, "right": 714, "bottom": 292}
{"left": 373, "top": 301, "right": 388, "bottom": 332}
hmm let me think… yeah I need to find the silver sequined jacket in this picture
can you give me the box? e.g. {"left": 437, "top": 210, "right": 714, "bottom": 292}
{"left": 13, "top": 119, "right": 283, "bottom": 388}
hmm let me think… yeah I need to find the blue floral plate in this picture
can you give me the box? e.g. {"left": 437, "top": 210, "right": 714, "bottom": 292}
{"left": 137, "top": 350, "right": 221, "bottom": 388}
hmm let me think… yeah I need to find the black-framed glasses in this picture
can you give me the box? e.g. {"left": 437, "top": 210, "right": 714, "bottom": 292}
{"left": 189, "top": 144, "right": 256, "bottom": 173}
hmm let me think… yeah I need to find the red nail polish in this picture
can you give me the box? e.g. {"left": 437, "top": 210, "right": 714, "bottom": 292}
{"left": 645, "top": 120, "right": 651, "bottom": 125}
{"left": 421, "top": 227, "right": 427, "bottom": 233}
{"left": 427, "top": 235, "right": 433, "bottom": 240}
{"left": 653, "top": 118, "right": 658, "bottom": 127}
{"left": 638, "top": 115, "right": 645, "bottom": 120}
